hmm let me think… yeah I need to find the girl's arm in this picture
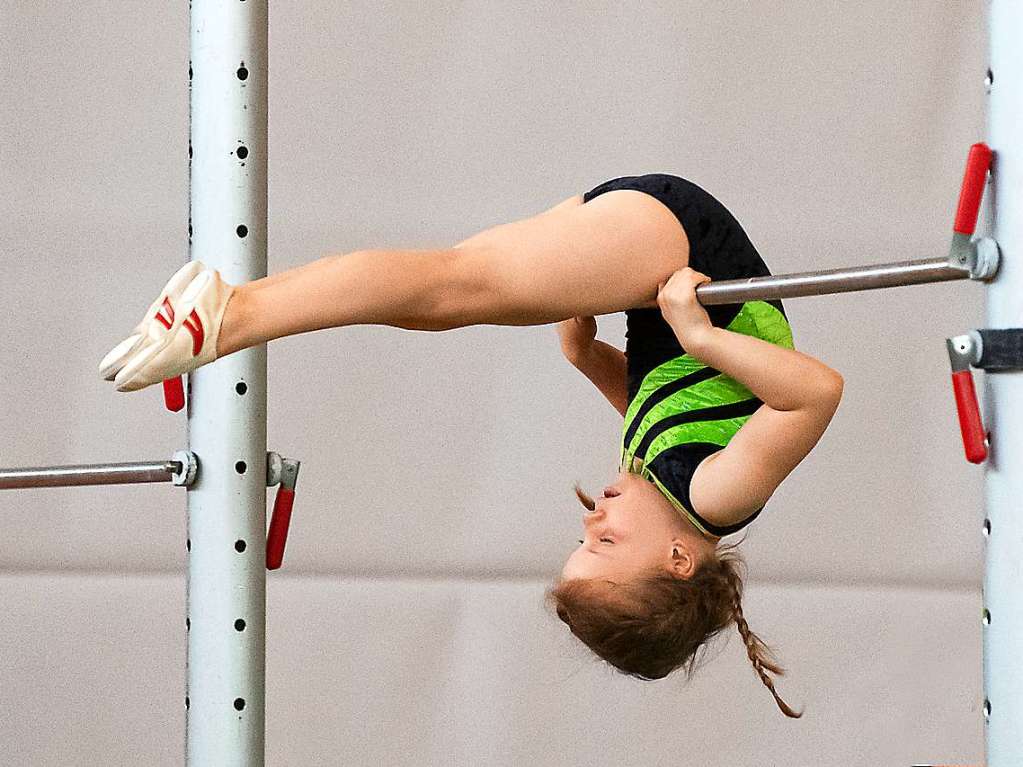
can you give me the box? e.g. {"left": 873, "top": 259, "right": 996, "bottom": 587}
{"left": 565, "top": 340, "right": 629, "bottom": 418}
{"left": 682, "top": 327, "right": 843, "bottom": 523}
{"left": 687, "top": 327, "right": 842, "bottom": 412}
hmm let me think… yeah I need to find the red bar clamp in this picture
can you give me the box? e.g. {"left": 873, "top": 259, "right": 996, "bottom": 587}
{"left": 266, "top": 454, "right": 301, "bottom": 570}
{"left": 947, "top": 333, "right": 988, "bottom": 464}
{"left": 947, "top": 143, "right": 999, "bottom": 281}
{"left": 947, "top": 329, "right": 1023, "bottom": 464}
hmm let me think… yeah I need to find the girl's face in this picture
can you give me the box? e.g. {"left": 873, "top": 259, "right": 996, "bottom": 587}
{"left": 560, "top": 470, "right": 716, "bottom": 584}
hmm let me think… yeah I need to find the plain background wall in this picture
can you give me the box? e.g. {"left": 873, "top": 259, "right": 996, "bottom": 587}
{"left": 0, "top": 1, "right": 989, "bottom": 765}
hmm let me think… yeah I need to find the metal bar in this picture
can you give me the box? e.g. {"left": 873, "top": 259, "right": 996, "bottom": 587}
{"left": 0, "top": 460, "right": 180, "bottom": 490}
{"left": 984, "top": 3, "right": 1021, "bottom": 764}
{"left": 695, "top": 257, "right": 970, "bottom": 305}
{"left": 187, "top": 2, "right": 268, "bottom": 765}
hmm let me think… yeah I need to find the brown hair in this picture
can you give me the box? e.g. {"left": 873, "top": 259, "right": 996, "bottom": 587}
{"left": 545, "top": 482, "right": 803, "bottom": 719}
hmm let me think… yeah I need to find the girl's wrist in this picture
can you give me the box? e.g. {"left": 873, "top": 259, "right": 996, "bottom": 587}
{"left": 673, "top": 324, "right": 716, "bottom": 355}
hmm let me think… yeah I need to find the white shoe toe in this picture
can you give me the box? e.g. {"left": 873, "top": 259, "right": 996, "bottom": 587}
{"left": 99, "top": 333, "right": 144, "bottom": 381}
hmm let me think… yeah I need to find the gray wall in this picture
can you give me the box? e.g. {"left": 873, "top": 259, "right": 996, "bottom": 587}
{"left": 0, "top": 1, "right": 987, "bottom": 765}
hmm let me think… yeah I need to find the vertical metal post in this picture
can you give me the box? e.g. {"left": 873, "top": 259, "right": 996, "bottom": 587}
{"left": 983, "top": 3, "right": 1022, "bottom": 763}
{"left": 187, "top": 3, "right": 268, "bottom": 765}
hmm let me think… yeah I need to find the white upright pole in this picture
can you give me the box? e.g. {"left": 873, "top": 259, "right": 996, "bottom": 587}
{"left": 187, "top": 3, "right": 268, "bottom": 765}
{"left": 983, "top": 3, "right": 1023, "bottom": 764}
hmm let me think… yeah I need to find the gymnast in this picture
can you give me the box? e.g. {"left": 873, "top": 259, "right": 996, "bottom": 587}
{"left": 100, "top": 173, "right": 843, "bottom": 718}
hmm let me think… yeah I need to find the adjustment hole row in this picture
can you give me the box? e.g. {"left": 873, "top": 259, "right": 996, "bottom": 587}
{"left": 187, "top": 62, "right": 250, "bottom": 82}
{"left": 184, "top": 697, "right": 249, "bottom": 712}
{"left": 186, "top": 223, "right": 249, "bottom": 238}
{"left": 184, "top": 618, "right": 246, "bottom": 633}
{"left": 188, "top": 539, "right": 249, "bottom": 553}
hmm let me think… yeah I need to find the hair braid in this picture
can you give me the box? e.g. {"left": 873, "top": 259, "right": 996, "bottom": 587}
{"left": 724, "top": 565, "right": 804, "bottom": 718}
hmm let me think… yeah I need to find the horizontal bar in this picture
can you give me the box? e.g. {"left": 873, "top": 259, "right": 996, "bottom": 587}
{"left": 0, "top": 460, "right": 182, "bottom": 490}
{"left": 696, "top": 257, "right": 972, "bottom": 305}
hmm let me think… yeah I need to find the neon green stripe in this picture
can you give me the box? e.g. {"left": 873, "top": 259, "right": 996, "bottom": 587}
{"left": 622, "top": 374, "right": 755, "bottom": 457}
{"left": 726, "top": 301, "right": 794, "bottom": 350}
{"left": 643, "top": 414, "right": 754, "bottom": 465}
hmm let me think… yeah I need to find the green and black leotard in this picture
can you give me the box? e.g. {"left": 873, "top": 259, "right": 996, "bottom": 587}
{"left": 582, "top": 174, "right": 795, "bottom": 538}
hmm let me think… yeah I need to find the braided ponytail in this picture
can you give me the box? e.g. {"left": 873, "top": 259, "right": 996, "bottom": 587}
{"left": 720, "top": 550, "right": 803, "bottom": 718}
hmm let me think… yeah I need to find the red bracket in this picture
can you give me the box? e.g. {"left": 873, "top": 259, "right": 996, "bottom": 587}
{"left": 266, "top": 457, "right": 301, "bottom": 570}
{"left": 947, "top": 333, "right": 988, "bottom": 464}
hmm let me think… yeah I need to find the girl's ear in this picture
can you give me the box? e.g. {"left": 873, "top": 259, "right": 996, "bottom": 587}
{"left": 669, "top": 538, "right": 698, "bottom": 579}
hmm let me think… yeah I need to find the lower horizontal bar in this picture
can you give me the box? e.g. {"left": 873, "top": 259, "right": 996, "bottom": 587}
{"left": 696, "top": 257, "right": 973, "bottom": 305}
{"left": 0, "top": 460, "right": 182, "bottom": 490}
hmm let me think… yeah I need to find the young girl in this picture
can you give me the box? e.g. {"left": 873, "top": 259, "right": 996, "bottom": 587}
{"left": 99, "top": 173, "right": 842, "bottom": 719}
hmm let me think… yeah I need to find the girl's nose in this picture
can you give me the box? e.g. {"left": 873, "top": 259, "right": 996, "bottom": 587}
{"left": 583, "top": 508, "right": 606, "bottom": 524}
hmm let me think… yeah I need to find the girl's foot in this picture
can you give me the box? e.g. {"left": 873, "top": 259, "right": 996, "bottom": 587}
{"left": 99, "top": 263, "right": 237, "bottom": 393}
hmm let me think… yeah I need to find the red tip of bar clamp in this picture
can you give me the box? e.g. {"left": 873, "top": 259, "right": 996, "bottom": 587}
{"left": 266, "top": 487, "right": 296, "bottom": 570}
{"left": 266, "top": 458, "right": 301, "bottom": 571}
{"left": 163, "top": 377, "right": 185, "bottom": 412}
{"left": 951, "top": 369, "right": 988, "bottom": 464}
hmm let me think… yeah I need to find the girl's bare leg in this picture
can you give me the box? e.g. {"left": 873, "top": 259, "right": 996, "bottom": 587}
{"left": 215, "top": 189, "right": 692, "bottom": 358}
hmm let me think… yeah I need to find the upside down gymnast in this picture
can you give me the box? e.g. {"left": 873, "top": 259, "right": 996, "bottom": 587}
{"left": 100, "top": 173, "right": 843, "bottom": 717}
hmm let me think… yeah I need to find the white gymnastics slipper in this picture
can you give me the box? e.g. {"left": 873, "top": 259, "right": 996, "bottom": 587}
{"left": 98, "top": 260, "right": 207, "bottom": 381}
{"left": 111, "top": 268, "right": 237, "bottom": 393}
